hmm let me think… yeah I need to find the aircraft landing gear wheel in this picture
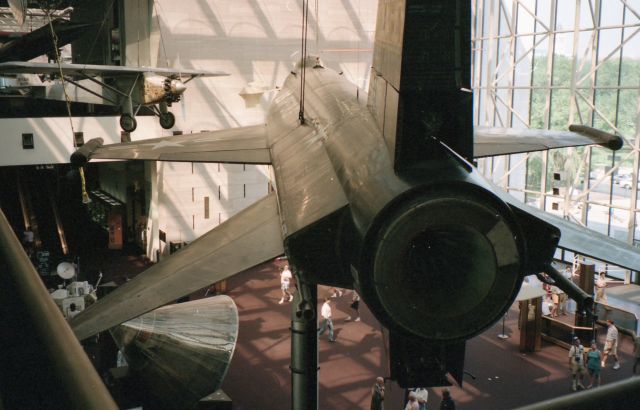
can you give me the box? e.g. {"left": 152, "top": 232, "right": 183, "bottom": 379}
{"left": 120, "top": 113, "right": 137, "bottom": 133}
{"left": 159, "top": 112, "right": 175, "bottom": 129}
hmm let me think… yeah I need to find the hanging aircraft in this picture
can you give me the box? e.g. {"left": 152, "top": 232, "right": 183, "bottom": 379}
{"left": 64, "top": 1, "right": 640, "bottom": 408}
{"left": 0, "top": 1, "right": 228, "bottom": 132}
{"left": 0, "top": 61, "right": 229, "bottom": 132}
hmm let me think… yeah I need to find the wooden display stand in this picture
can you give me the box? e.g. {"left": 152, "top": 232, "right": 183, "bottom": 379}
{"left": 518, "top": 297, "right": 542, "bottom": 352}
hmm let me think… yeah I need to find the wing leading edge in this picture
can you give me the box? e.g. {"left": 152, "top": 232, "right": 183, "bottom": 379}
{"left": 474, "top": 125, "right": 623, "bottom": 158}
{"left": 71, "top": 192, "right": 284, "bottom": 341}
{"left": 491, "top": 187, "right": 640, "bottom": 272}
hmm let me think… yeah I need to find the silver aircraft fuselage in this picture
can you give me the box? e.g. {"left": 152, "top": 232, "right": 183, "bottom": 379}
{"left": 264, "top": 58, "right": 547, "bottom": 343}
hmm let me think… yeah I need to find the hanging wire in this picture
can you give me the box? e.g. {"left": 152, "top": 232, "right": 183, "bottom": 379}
{"left": 44, "top": 7, "right": 91, "bottom": 204}
{"left": 298, "top": 0, "right": 310, "bottom": 124}
{"left": 314, "top": 0, "right": 319, "bottom": 54}
{"left": 82, "top": 0, "right": 117, "bottom": 65}
{"left": 153, "top": 1, "right": 170, "bottom": 68}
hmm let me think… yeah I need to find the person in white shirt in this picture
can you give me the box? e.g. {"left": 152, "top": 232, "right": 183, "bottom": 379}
{"left": 568, "top": 336, "right": 586, "bottom": 391}
{"left": 279, "top": 265, "right": 294, "bottom": 304}
{"left": 602, "top": 319, "right": 621, "bottom": 369}
{"left": 404, "top": 391, "right": 419, "bottom": 410}
{"left": 558, "top": 267, "right": 573, "bottom": 315}
{"left": 595, "top": 271, "right": 608, "bottom": 305}
{"left": 318, "top": 297, "right": 336, "bottom": 342}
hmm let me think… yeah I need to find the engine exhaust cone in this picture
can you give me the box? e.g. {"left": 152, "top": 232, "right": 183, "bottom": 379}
{"left": 361, "top": 188, "right": 524, "bottom": 342}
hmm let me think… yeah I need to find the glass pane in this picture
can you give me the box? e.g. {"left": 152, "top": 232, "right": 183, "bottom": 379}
{"left": 491, "top": 155, "right": 508, "bottom": 185}
{"left": 610, "top": 208, "right": 630, "bottom": 241}
{"left": 600, "top": 0, "right": 624, "bottom": 27}
{"left": 509, "top": 153, "right": 527, "bottom": 187}
{"left": 575, "top": 30, "right": 596, "bottom": 89}
{"left": 526, "top": 151, "right": 543, "bottom": 191}
{"left": 592, "top": 90, "right": 617, "bottom": 132}
{"left": 514, "top": 35, "right": 535, "bottom": 81}
{"left": 555, "top": 1, "right": 576, "bottom": 31}
{"left": 553, "top": 32, "right": 573, "bottom": 62}
{"left": 616, "top": 89, "right": 639, "bottom": 137}
{"left": 620, "top": 29, "right": 640, "bottom": 86}
{"left": 588, "top": 146, "right": 613, "bottom": 203}
{"left": 595, "top": 29, "right": 622, "bottom": 86}
{"left": 499, "top": 2, "right": 512, "bottom": 36}
{"left": 536, "top": 0, "right": 552, "bottom": 30}
{"left": 530, "top": 89, "right": 546, "bottom": 128}
{"left": 550, "top": 89, "right": 571, "bottom": 129}
{"left": 612, "top": 148, "right": 635, "bottom": 205}
{"left": 525, "top": 192, "right": 540, "bottom": 207}
{"left": 532, "top": 37, "right": 551, "bottom": 87}
{"left": 579, "top": 0, "right": 596, "bottom": 30}
{"left": 512, "top": 89, "right": 531, "bottom": 127}
{"left": 586, "top": 204, "right": 610, "bottom": 235}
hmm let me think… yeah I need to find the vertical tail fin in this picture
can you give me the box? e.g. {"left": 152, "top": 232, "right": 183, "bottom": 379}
{"left": 368, "top": 0, "right": 473, "bottom": 172}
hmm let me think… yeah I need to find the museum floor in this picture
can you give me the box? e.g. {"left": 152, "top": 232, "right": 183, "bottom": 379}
{"left": 219, "top": 260, "right": 638, "bottom": 410}
{"left": 90, "top": 250, "right": 637, "bottom": 409}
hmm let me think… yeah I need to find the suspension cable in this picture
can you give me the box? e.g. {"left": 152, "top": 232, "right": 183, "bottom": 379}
{"left": 44, "top": 7, "right": 90, "bottom": 204}
{"left": 82, "top": 0, "right": 116, "bottom": 65}
{"left": 153, "top": 1, "right": 170, "bottom": 68}
{"left": 298, "top": 0, "right": 310, "bottom": 124}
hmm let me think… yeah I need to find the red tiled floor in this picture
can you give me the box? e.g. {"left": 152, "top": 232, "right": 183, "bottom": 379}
{"left": 220, "top": 260, "right": 639, "bottom": 410}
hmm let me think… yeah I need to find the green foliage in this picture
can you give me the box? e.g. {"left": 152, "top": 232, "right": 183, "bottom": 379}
{"left": 526, "top": 153, "right": 542, "bottom": 190}
{"left": 529, "top": 54, "right": 639, "bottom": 138}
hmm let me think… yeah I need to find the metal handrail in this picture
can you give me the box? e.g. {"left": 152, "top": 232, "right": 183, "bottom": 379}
{"left": 0, "top": 209, "right": 117, "bottom": 409}
{"left": 516, "top": 376, "right": 640, "bottom": 409}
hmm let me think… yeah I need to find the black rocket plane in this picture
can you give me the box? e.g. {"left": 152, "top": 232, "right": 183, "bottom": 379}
{"left": 70, "top": 0, "right": 637, "bottom": 396}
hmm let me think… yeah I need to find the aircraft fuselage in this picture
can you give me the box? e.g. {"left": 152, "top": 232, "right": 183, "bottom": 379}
{"left": 267, "top": 58, "right": 558, "bottom": 343}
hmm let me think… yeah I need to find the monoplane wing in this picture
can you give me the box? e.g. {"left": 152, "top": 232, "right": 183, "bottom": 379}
{"left": 0, "top": 19, "right": 95, "bottom": 63}
{"left": 71, "top": 192, "right": 284, "bottom": 341}
{"left": 73, "top": 125, "right": 270, "bottom": 165}
{"left": 492, "top": 188, "right": 640, "bottom": 272}
{"left": 474, "top": 125, "right": 623, "bottom": 158}
{"left": 0, "top": 61, "right": 229, "bottom": 78}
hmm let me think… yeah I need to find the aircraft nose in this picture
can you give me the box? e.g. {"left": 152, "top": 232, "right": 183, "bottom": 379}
{"left": 173, "top": 80, "right": 187, "bottom": 94}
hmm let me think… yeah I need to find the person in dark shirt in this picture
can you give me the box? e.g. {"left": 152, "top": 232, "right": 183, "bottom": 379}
{"left": 370, "top": 376, "right": 384, "bottom": 410}
{"left": 440, "top": 388, "right": 455, "bottom": 410}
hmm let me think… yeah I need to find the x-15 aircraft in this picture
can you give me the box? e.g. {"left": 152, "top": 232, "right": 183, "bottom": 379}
{"left": 0, "top": 61, "right": 229, "bottom": 132}
{"left": 69, "top": 0, "right": 638, "bottom": 406}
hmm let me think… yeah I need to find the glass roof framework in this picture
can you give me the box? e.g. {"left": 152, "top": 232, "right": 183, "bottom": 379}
{"left": 473, "top": 0, "right": 640, "bottom": 280}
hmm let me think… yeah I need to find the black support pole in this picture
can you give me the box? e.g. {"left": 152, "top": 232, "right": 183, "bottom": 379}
{"left": 291, "top": 272, "right": 318, "bottom": 410}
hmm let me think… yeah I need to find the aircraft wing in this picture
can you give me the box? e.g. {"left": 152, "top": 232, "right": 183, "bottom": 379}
{"left": 74, "top": 125, "right": 270, "bottom": 165}
{"left": 0, "top": 61, "right": 229, "bottom": 78}
{"left": 71, "top": 192, "right": 284, "bottom": 341}
{"left": 0, "top": 19, "right": 95, "bottom": 63}
{"left": 474, "top": 125, "right": 623, "bottom": 158}
{"left": 491, "top": 187, "right": 640, "bottom": 272}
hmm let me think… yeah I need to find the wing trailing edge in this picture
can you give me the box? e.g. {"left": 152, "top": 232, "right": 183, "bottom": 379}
{"left": 74, "top": 125, "right": 271, "bottom": 165}
{"left": 71, "top": 192, "right": 284, "bottom": 340}
{"left": 0, "top": 61, "right": 228, "bottom": 77}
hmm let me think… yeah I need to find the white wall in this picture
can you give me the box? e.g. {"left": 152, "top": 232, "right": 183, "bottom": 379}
{"left": 148, "top": 0, "right": 378, "bottom": 258}
{"left": 0, "top": 116, "right": 160, "bottom": 166}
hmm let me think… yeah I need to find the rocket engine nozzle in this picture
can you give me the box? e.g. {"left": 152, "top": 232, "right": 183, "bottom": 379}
{"left": 357, "top": 184, "right": 526, "bottom": 342}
